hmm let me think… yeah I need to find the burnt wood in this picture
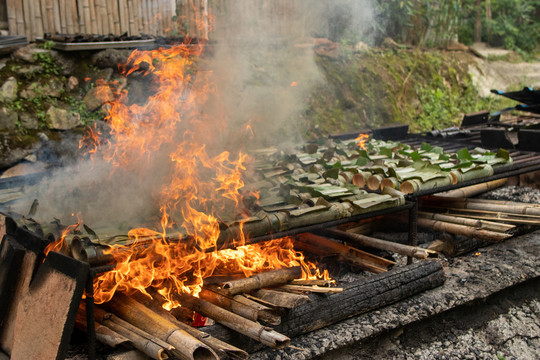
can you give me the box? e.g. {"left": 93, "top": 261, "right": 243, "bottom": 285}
{"left": 203, "top": 260, "right": 445, "bottom": 352}
{"left": 0, "top": 236, "right": 25, "bottom": 328}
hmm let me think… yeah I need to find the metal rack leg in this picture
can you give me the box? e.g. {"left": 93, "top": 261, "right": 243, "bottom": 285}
{"left": 407, "top": 199, "right": 418, "bottom": 265}
{"left": 85, "top": 274, "right": 96, "bottom": 360}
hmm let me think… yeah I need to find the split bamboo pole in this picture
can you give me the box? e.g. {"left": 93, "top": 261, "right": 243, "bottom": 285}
{"left": 176, "top": 293, "right": 290, "bottom": 349}
{"left": 105, "top": 0, "right": 114, "bottom": 34}
{"left": 65, "top": 0, "right": 75, "bottom": 34}
{"left": 71, "top": 0, "right": 80, "bottom": 33}
{"left": 321, "top": 228, "right": 438, "bottom": 260}
{"left": 34, "top": 0, "right": 46, "bottom": 37}
{"left": 77, "top": 0, "right": 86, "bottom": 33}
{"left": 21, "top": 0, "right": 32, "bottom": 39}
{"left": 89, "top": 0, "right": 98, "bottom": 33}
{"left": 105, "top": 293, "right": 219, "bottom": 360}
{"left": 75, "top": 311, "right": 131, "bottom": 349}
{"left": 82, "top": 0, "right": 92, "bottom": 34}
{"left": 58, "top": 0, "right": 68, "bottom": 33}
{"left": 112, "top": 0, "right": 121, "bottom": 34}
{"left": 14, "top": 0, "right": 25, "bottom": 35}
{"left": 418, "top": 211, "right": 515, "bottom": 233}
{"left": 127, "top": 0, "right": 136, "bottom": 35}
{"left": 412, "top": 216, "right": 511, "bottom": 242}
{"left": 278, "top": 284, "right": 343, "bottom": 294}
{"left": 222, "top": 266, "right": 302, "bottom": 295}
{"left": 421, "top": 196, "right": 540, "bottom": 216}
{"left": 437, "top": 178, "right": 507, "bottom": 198}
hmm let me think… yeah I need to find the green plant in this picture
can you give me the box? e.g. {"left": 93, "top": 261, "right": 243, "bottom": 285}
{"left": 8, "top": 98, "right": 26, "bottom": 112}
{"left": 33, "top": 52, "right": 59, "bottom": 76}
{"left": 37, "top": 40, "right": 55, "bottom": 50}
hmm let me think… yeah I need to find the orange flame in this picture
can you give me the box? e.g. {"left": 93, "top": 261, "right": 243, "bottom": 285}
{"left": 355, "top": 133, "right": 369, "bottom": 150}
{"left": 70, "top": 38, "right": 331, "bottom": 308}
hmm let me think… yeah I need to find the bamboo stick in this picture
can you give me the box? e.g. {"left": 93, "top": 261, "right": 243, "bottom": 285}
{"left": 410, "top": 216, "right": 511, "bottom": 242}
{"left": 142, "top": 303, "right": 249, "bottom": 360}
{"left": 199, "top": 288, "right": 281, "bottom": 325}
{"left": 232, "top": 295, "right": 281, "bottom": 325}
{"left": 104, "top": 293, "right": 219, "bottom": 360}
{"left": 95, "top": 311, "right": 170, "bottom": 360}
{"left": 437, "top": 178, "right": 507, "bottom": 198}
{"left": 290, "top": 279, "right": 335, "bottom": 287}
{"left": 75, "top": 310, "right": 131, "bottom": 349}
{"left": 296, "top": 233, "right": 395, "bottom": 273}
{"left": 222, "top": 266, "right": 302, "bottom": 295}
{"left": 439, "top": 209, "right": 540, "bottom": 225}
{"left": 321, "top": 228, "right": 438, "bottom": 260}
{"left": 176, "top": 293, "right": 290, "bottom": 349}
{"left": 278, "top": 284, "right": 343, "bottom": 294}
{"left": 421, "top": 196, "right": 540, "bottom": 216}
{"left": 418, "top": 211, "right": 515, "bottom": 233}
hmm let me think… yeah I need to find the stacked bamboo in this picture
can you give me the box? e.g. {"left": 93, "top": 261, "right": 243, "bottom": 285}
{"left": 6, "top": 0, "right": 177, "bottom": 41}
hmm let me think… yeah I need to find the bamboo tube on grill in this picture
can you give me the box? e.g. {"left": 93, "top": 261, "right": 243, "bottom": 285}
{"left": 222, "top": 266, "right": 302, "bottom": 295}
{"left": 450, "top": 165, "right": 494, "bottom": 184}
{"left": 380, "top": 177, "right": 400, "bottom": 190}
{"left": 418, "top": 211, "right": 514, "bottom": 233}
{"left": 437, "top": 178, "right": 507, "bottom": 198}
{"left": 321, "top": 228, "right": 437, "bottom": 259}
{"left": 367, "top": 174, "right": 384, "bottom": 191}
{"left": 352, "top": 171, "right": 370, "bottom": 188}
{"left": 400, "top": 173, "right": 454, "bottom": 194}
{"left": 176, "top": 293, "right": 290, "bottom": 349}
{"left": 105, "top": 293, "right": 219, "bottom": 360}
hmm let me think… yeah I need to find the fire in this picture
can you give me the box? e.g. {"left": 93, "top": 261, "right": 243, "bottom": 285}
{"left": 355, "top": 133, "right": 369, "bottom": 149}
{"left": 56, "top": 38, "right": 332, "bottom": 309}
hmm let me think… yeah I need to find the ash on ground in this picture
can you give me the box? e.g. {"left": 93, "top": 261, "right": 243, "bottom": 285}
{"left": 478, "top": 185, "right": 540, "bottom": 204}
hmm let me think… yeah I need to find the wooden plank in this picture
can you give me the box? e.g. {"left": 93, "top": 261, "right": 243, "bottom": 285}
{"left": 11, "top": 251, "right": 89, "bottom": 360}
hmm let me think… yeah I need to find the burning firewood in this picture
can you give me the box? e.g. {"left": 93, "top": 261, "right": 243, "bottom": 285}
{"left": 174, "top": 293, "right": 290, "bottom": 349}
{"left": 104, "top": 293, "right": 219, "bottom": 360}
{"left": 221, "top": 266, "right": 302, "bottom": 296}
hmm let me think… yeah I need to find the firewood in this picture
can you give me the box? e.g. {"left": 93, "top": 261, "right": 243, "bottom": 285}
{"left": 320, "top": 228, "right": 437, "bottom": 259}
{"left": 75, "top": 310, "right": 131, "bottom": 349}
{"left": 437, "top": 178, "right": 507, "bottom": 198}
{"left": 222, "top": 267, "right": 302, "bottom": 295}
{"left": 296, "top": 233, "right": 395, "bottom": 273}
{"left": 232, "top": 295, "right": 281, "bottom": 325}
{"left": 175, "top": 293, "right": 290, "bottom": 349}
{"left": 250, "top": 289, "right": 311, "bottom": 309}
{"left": 104, "top": 293, "right": 219, "bottom": 360}
{"left": 289, "top": 279, "right": 335, "bottom": 287}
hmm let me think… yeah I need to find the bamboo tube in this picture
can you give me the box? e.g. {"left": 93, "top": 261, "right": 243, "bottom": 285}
{"left": 296, "top": 233, "right": 395, "bottom": 273}
{"left": 133, "top": 0, "right": 142, "bottom": 35}
{"left": 413, "top": 216, "right": 511, "bottom": 242}
{"left": 421, "top": 196, "right": 540, "bottom": 216}
{"left": 400, "top": 173, "right": 454, "bottom": 194}
{"left": 144, "top": 305, "right": 249, "bottom": 360}
{"left": 278, "top": 284, "right": 343, "bottom": 294}
{"left": 199, "top": 288, "right": 281, "bottom": 325}
{"left": 75, "top": 310, "right": 131, "bottom": 349}
{"left": 176, "top": 293, "right": 290, "bottom": 349}
{"left": 222, "top": 266, "right": 302, "bottom": 295}
{"left": 94, "top": 312, "right": 170, "bottom": 360}
{"left": 450, "top": 165, "right": 494, "bottom": 184}
{"left": 352, "top": 171, "right": 369, "bottom": 187}
{"left": 97, "top": 0, "right": 108, "bottom": 34}
{"left": 367, "top": 174, "right": 384, "bottom": 191}
{"left": 437, "top": 178, "right": 507, "bottom": 198}
{"left": 321, "top": 228, "right": 438, "bottom": 260}
{"left": 418, "top": 211, "right": 515, "bottom": 233}
{"left": 127, "top": 0, "right": 136, "bottom": 35}
{"left": 105, "top": 0, "right": 114, "bottom": 34}
{"left": 72, "top": 0, "right": 80, "bottom": 33}
{"left": 250, "top": 289, "right": 311, "bottom": 309}
{"left": 76, "top": 0, "right": 85, "bottom": 33}
{"left": 36, "top": 0, "right": 47, "bottom": 37}
{"left": 105, "top": 293, "right": 219, "bottom": 360}
{"left": 380, "top": 177, "right": 400, "bottom": 190}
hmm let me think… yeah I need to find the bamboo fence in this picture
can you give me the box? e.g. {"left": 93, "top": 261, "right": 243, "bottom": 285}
{"left": 6, "top": 0, "right": 177, "bottom": 40}
{"left": 6, "top": 0, "right": 318, "bottom": 42}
